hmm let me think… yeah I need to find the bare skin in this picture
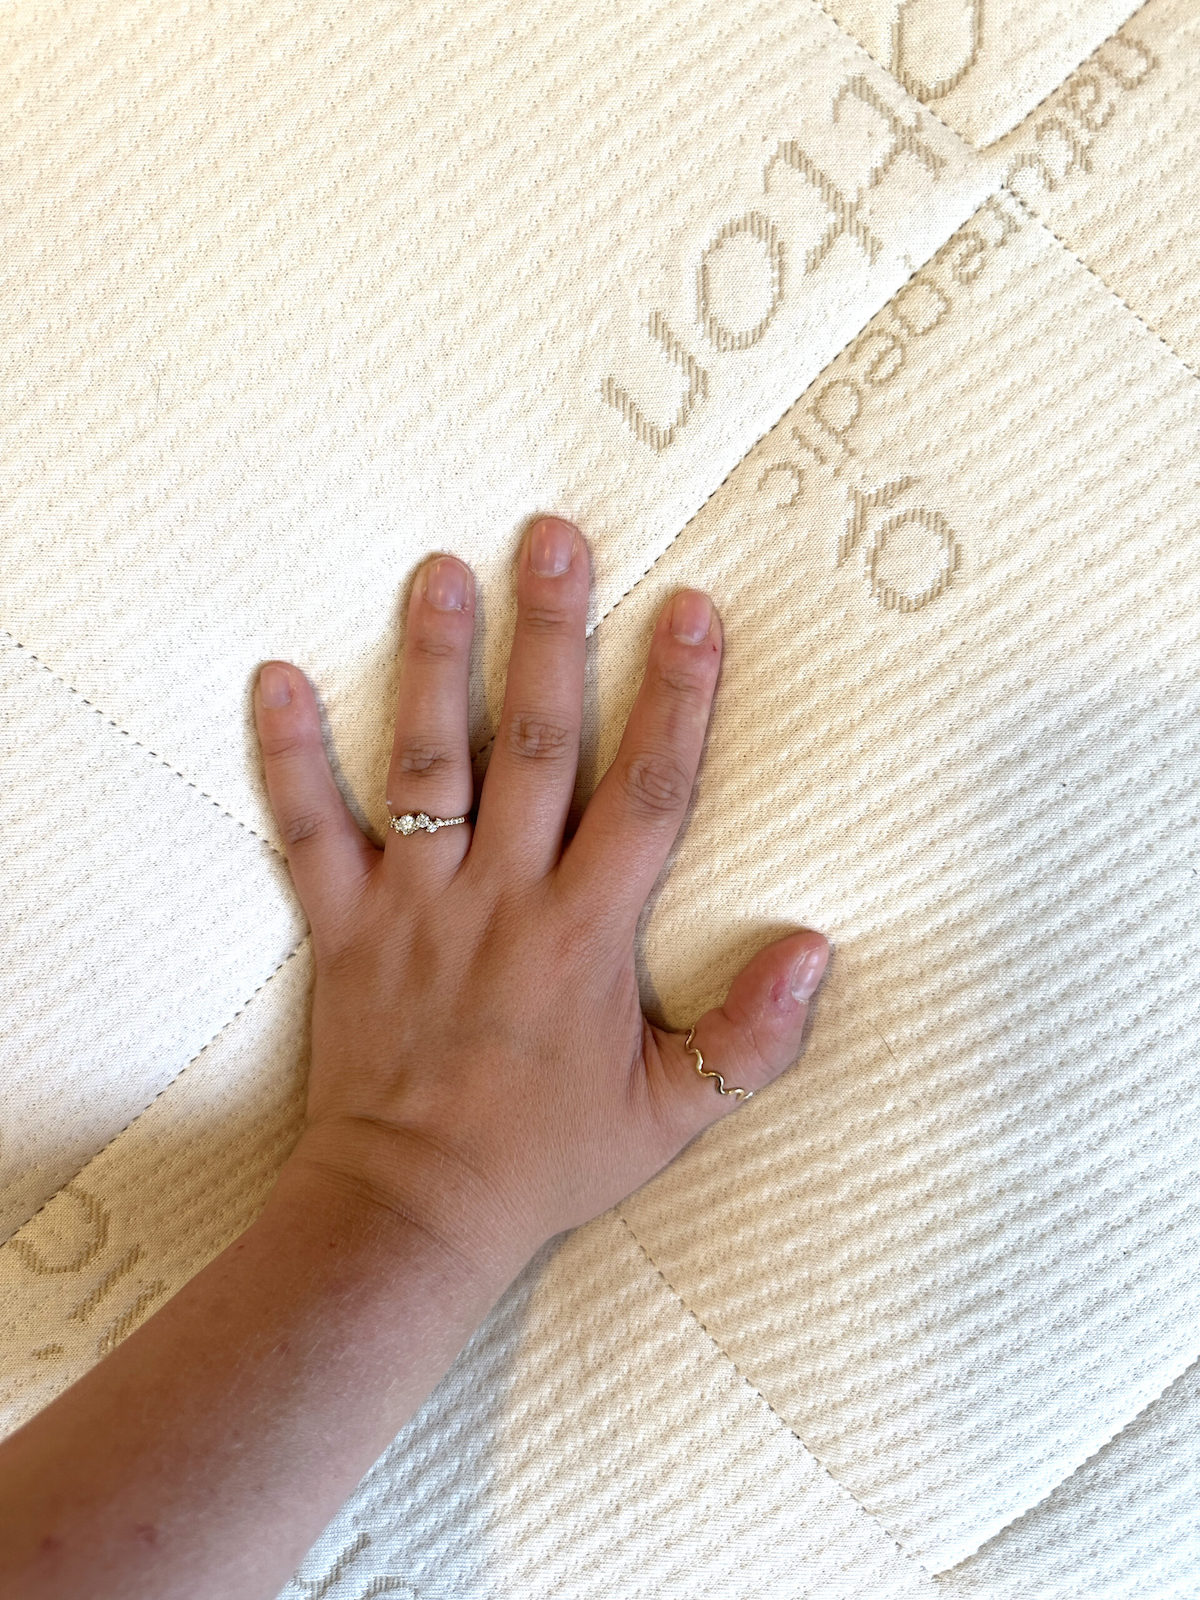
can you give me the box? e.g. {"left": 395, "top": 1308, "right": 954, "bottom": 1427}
{"left": 0, "top": 516, "right": 830, "bottom": 1599}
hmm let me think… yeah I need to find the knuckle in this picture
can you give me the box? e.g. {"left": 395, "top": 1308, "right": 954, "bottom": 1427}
{"left": 259, "top": 727, "right": 312, "bottom": 764}
{"left": 394, "top": 738, "right": 457, "bottom": 780}
{"left": 504, "top": 713, "right": 573, "bottom": 762}
{"left": 654, "top": 655, "right": 712, "bottom": 700}
{"left": 409, "top": 629, "right": 461, "bottom": 663}
{"left": 622, "top": 749, "right": 693, "bottom": 817}
{"left": 520, "top": 600, "right": 573, "bottom": 635}
{"left": 280, "top": 809, "right": 327, "bottom": 848}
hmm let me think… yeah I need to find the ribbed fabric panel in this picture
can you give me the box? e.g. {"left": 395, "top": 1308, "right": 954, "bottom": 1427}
{"left": 596, "top": 203, "right": 1200, "bottom": 1569}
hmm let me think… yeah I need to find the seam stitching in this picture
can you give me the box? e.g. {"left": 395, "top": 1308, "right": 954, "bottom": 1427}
{"left": 620, "top": 1209, "right": 1200, "bottom": 1581}
{"left": 1, "top": 936, "right": 310, "bottom": 1252}
{"left": 2, "top": 627, "right": 285, "bottom": 858}
{"left": 940, "top": 1340, "right": 1200, "bottom": 1572}
{"left": 976, "top": 0, "right": 1158, "bottom": 150}
{"left": 1005, "top": 187, "right": 1200, "bottom": 384}
{"left": 615, "top": 1208, "right": 936, "bottom": 1580}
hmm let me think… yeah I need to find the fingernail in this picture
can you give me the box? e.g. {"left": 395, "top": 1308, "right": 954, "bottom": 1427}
{"left": 425, "top": 556, "right": 470, "bottom": 611}
{"left": 259, "top": 664, "right": 292, "bottom": 708}
{"left": 670, "top": 591, "right": 713, "bottom": 643}
{"left": 789, "top": 939, "right": 829, "bottom": 1001}
{"left": 529, "top": 517, "right": 577, "bottom": 577}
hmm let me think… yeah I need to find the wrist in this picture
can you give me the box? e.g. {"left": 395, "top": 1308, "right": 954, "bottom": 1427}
{"left": 270, "top": 1117, "right": 540, "bottom": 1296}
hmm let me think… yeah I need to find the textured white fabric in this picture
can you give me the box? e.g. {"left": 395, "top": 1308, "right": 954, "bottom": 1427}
{"left": 1, "top": 0, "right": 1198, "bottom": 1593}
{"left": 941, "top": 1355, "right": 1200, "bottom": 1599}
{"left": 0, "top": 632, "right": 305, "bottom": 1241}
{"left": 604, "top": 193, "right": 1200, "bottom": 1570}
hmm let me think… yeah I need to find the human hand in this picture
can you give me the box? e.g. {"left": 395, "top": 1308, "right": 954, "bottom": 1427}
{"left": 254, "top": 517, "right": 830, "bottom": 1284}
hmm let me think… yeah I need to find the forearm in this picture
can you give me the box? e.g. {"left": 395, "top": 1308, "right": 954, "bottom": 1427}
{"left": 0, "top": 1155, "right": 520, "bottom": 1600}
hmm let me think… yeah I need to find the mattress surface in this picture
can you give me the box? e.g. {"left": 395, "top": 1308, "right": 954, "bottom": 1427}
{"left": 2, "top": 1, "right": 1199, "bottom": 1595}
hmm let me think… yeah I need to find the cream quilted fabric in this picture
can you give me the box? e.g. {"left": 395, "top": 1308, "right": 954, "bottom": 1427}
{"left": 2, "top": 0, "right": 1198, "bottom": 1594}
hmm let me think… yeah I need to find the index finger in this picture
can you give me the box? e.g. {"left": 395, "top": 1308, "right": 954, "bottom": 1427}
{"left": 554, "top": 589, "right": 722, "bottom": 927}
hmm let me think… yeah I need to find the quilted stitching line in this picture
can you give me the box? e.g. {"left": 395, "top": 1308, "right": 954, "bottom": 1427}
{"left": 621, "top": 1182, "right": 1200, "bottom": 1578}
{"left": 953, "top": 1344, "right": 1200, "bottom": 1572}
{"left": 0, "top": 936, "right": 311, "bottom": 1251}
{"left": 976, "top": 0, "right": 1158, "bottom": 150}
{"left": 811, "top": 0, "right": 1153, "bottom": 152}
{"left": 7, "top": 14, "right": 1168, "bottom": 835}
{"left": 615, "top": 1207, "right": 938, "bottom": 1582}
{"left": 1, "top": 630, "right": 282, "bottom": 855}
{"left": 1004, "top": 188, "right": 1200, "bottom": 385}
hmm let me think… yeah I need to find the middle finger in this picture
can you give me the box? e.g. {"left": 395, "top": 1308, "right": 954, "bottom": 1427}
{"left": 471, "top": 517, "right": 590, "bottom": 879}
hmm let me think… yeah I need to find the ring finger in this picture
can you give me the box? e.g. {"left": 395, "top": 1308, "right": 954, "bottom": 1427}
{"left": 382, "top": 553, "right": 476, "bottom": 879}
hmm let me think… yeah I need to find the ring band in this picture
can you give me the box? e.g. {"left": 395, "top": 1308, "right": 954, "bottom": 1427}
{"left": 387, "top": 810, "right": 469, "bottom": 836}
{"left": 684, "top": 1025, "right": 753, "bottom": 1102}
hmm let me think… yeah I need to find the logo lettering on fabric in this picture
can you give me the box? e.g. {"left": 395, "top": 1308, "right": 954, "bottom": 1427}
{"left": 602, "top": 74, "right": 947, "bottom": 453}
{"left": 1000, "top": 30, "right": 1157, "bottom": 204}
{"left": 891, "top": 0, "right": 983, "bottom": 102}
{"left": 294, "top": 1531, "right": 415, "bottom": 1599}
{"left": 754, "top": 190, "right": 1024, "bottom": 611}
{"left": 12, "top": 1182, "right": 169, "bottom": 1364}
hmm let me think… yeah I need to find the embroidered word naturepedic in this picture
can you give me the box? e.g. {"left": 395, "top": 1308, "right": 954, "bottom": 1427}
{"left": 1000, "top": 31, "right": 1157, "bottom": 204}
{"left": 778, "top": 192, "right": 1020, "bottom": 489}
{"left": 748, "top": 191, "right": 1024, "bottom": 611}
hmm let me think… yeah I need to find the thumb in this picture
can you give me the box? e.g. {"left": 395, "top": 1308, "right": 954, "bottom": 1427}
{"left": 253, "top": 661, "right": 379, "bottom": 947}
{"left": 648, "top": 929, "right": 831, "bottom": 1136}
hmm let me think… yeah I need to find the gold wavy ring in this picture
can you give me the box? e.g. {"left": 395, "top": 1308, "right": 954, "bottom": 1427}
{"left": 684, "top": 1025, "right": 753, "bottom": 1102}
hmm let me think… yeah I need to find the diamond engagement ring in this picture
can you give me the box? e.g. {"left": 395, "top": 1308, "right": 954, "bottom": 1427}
{"left": 387, "top": 810, "right": 469, "bottom": 835}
